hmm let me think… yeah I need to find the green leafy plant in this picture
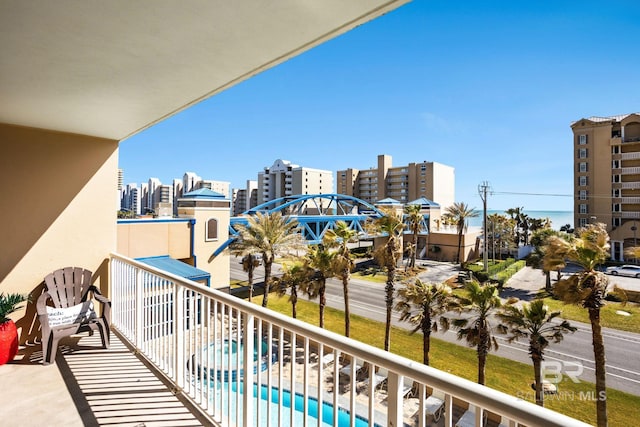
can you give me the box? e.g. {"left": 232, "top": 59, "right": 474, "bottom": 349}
{"left": 0, "top": 293, "right": 27, "bottom": 324}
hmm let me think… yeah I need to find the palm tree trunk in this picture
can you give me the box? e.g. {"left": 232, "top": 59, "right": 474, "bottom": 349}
{"left": 532, "top": 354, "right": 544, "bottom": 406}
{"left": 384, "top": 277, "right": 394, "bottom": 352}
{"left": 422, "top": 310, "right": 431, "bottom": 365}
{"left": 248, "top": 266, "right": 254, "bottom": 302}
{"left": 411, "top": 232, "right": 418, "bottom": 268}
{"left": 291, "top": 286, "right": 297, "bottom": 319}
{"left": 319, "top": 281, "right": 326, "bottom": 329}
{"left": 545, "top": 271, "right": 551, "bottom": 293}
{"left": 478, "top": 327, "right": 488, "bottom": 385}
{"left": 589, "top": 308, "right": 608, "bottom": 427}
{"left": 342, "top": 273, "right": 350, "bottom": 337}
{"left": 456, "top": 229, "right": 463, "bottom": 265}
{"left": 262, "top": 262, "right": 272, "bottom": 307}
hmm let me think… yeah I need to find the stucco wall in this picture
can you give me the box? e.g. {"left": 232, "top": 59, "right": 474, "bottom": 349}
{"left": 0, "top": 123, "right": 118, "bottom": 329}
{"left": 117, "top": 220, "right": 191, "bottom": 259}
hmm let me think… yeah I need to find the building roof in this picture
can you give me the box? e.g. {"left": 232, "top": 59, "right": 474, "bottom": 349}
{"left": 136, "top": 256, "right": 210, "bottom": 283}
{"left": 572, "top": 113, "right": 640, "bottom": 125}
{"left": 182, "top": 188, "right": 226, "bottom": 199}
{"left": 376, "top": 197, "right": 402, "bottom": 205}
{"left": 1, "top": 1, "right": 409, "bottom": 141}
{"left": 407, "top": 197, "right": 440, "bottom": 207}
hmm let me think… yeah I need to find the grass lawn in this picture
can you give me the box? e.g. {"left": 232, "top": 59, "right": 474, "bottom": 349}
{"left": 542, "top": 297, "right": 640, "bottom": 333}
{"left": 258, "top": 293, "right": 640, "bottom": 427}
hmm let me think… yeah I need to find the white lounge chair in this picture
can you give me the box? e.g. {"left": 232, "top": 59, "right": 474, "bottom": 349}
{"left": 455, "top": 405, "right": 487, "bottom": 427}
{"left": 320, "top": 352, "right": 335, "bottom": 368}
{"left": 401, "top": 377, "right": 415, "bottom": 398}
{"left": 424, "top": 390, "right": 445, "bottom": 422}
{"left": 360, "top": 367, "right": 388, "bottom": 394}
{"left": 340, "top": 361, "right": 363, "bottom": 381}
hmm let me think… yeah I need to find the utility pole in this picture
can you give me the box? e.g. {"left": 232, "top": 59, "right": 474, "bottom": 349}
{"left": 478, "top": 181, "right": 492, "bottom": 272}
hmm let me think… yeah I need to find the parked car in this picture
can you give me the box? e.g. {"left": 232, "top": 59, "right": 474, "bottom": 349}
{"left": 605, "top": 264, "right": 640, "bottom": 278}
{"left": 239, "top": 254, "right": 263, "bottom": 266}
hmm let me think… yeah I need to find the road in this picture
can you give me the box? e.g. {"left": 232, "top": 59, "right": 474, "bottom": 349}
{"left": 230, "top": 258, "right": 640, "bottom": 396}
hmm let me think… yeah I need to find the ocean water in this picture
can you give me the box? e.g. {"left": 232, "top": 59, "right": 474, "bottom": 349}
{"left": 467, "top": 210, "right": 574, "bottom": 231}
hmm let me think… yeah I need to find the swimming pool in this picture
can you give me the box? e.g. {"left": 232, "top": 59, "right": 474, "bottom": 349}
{"left": 211, "top": 381, "right": 381, "bottom": 427}
{"left": 194, "top": 339, "right": 278, "bottom": 382}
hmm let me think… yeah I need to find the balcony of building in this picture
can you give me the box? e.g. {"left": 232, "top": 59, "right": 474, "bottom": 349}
{"left": 8, "top": 255, "right": 590, "bottom": 427}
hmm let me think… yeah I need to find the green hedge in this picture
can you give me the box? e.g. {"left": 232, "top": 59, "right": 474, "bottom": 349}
{"left": 466, "top": 259, "right": 525, "bottom": 286}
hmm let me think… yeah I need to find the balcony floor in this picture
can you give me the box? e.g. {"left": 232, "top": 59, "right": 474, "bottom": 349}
{"left": 4, "top": 332, "right": 208, "bottom": 427}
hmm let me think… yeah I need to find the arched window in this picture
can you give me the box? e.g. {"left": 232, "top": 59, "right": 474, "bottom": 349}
{"left": 206, "top": 218, "right": 218, "bottom": 241}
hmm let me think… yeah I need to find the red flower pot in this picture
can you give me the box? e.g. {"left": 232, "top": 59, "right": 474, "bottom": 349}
{"left": 0, "top": 320, "right": 19, "bottom": 365}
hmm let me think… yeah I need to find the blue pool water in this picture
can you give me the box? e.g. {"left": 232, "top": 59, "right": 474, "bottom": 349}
{"left": 196, "top": 340, "right": 380, "bottom": 426}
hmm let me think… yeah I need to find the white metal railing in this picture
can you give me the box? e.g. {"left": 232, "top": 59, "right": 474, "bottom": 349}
{"left": 621, "top": 166, "right": 640, "bottom": 175}
{"left": 109, "top": 253, "right": 590, "bottom": 427}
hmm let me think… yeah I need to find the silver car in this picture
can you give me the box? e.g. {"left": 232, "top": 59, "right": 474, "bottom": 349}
{"left": 605, "top": 264, "right": 640, "bottom": 278}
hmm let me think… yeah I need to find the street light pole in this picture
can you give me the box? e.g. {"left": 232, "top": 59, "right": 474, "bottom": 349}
{"left": 478, "top": 181, "right": 491, "bottom": 272}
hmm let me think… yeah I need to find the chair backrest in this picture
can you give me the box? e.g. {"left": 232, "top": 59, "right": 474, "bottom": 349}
{"left": 44, "top": 267, "right": 93, "bottom": 309}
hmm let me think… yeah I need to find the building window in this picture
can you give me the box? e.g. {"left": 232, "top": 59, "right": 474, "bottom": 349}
{"left": 612, "top": 175, "right": 621, "bottom": 183}
{"left": 613, "top": 217, "right": 621, "bottom": 227}
{"left": 206, "top": 218, "right": 218, "bottom": 241}
{"left": 612, "top": 188, "right": 621, "bottom": 198}
{"left": 579, "top": 204, "right": 588, "bottom": 214}
{"left": 579, "top": 176, "right": 588, "bottom": 186}
{"left": 612, "top": 203, "right": 621, "bottom": 212}
{"left": 612, "top": 160, "right": 621, "bottom": 169}
{"left": 579, "top": 162, "right": 588, "bottom": 172}
{"left": 612, "top": 146, "right": 620, "bottom": 154}
{"left": 579, "top": 218, "right": 588, "bottom": 227}
{"left": 579, "top": 190, "right": 587, "bottom": 200}
{"left": 578, "top": 148, "right": 588, "bottom": 159}
{"left": 579, "top": 134, "right": 587, "bottom": 145}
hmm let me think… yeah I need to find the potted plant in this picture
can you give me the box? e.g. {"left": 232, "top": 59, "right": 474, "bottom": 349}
{"left": 0, "top": 293, "right": 27, "bottom": 365}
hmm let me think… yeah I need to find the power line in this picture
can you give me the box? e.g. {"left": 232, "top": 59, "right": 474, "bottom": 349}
{"left": 492, "top": 191, "right": 572, "bottom": 197}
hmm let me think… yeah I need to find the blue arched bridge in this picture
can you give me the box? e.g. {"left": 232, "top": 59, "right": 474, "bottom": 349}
{"left": 214, "top": 193, "right": 430, "bottom": 256}
{"left": 232, "top": 194, "right": 384, "bottom": 243}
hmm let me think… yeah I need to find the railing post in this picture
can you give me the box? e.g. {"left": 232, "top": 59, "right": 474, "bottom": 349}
{"left": 175, "top": 284, "right": 185, "bottom": 389}
{"left": 243, "top": 312, "right": 255, "bottom": 427}
{"left": 135, "top": 267, "right": 143, "bottom": 349}
{"left": 386, "top": 371, "right": 402, "bottom": 427}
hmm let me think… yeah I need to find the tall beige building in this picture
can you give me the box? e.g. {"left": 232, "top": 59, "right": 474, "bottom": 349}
{"left": 571, "top": 113, "right": 640, "bottom": 261}
{"left": 257, "top": 159, "right": 333, "bottom": 205}
{"left": 337, "top": 154, "right": 455, "bottom": 208}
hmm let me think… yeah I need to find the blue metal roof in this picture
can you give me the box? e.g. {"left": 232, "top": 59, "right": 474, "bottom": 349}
{"left": 182, "top": 188, "right": 226, "bottom": 199}
{"left": 407, "top": 197, "right": 440, "bottom": 207}
{"left": 376, "top": 197, "right": 402, "bottom": 205}
{"left": 136, "top": 256, "right": 210, "bottom": 283}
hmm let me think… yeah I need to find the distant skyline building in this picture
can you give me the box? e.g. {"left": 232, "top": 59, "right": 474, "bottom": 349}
{"left": 120, "top": 170, "right": 229, "bottom": 217}
{"left": 336, "top": 154, "right": 455, "bottom": 208}
{"left": 257, "top": 159, "right": 333, "bottom": 206}
{"left": 571, "top": 112, "right": 640, "bottom": 261}
{"left": 232, "top": 180, "right": 258, "bottom": 215}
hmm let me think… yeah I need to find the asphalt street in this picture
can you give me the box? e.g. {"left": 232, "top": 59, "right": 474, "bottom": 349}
{"left": 229, "top": 258, "right": 640, "bottom": 396}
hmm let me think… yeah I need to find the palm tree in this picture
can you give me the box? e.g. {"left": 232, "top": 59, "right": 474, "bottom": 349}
{"left": 497, "top": 299, "right": 576, "bottom": 406}
{"left": 230, "top": 211, "right": 305, "bottom": 307}
{"left": 404, "top": 204, "right": 424, "bottom": 269}
{"left": 368, "top": 207, "right": 405, "bottom": 351}
{"left": 543, "top": 223, "right": 610, "bottom": 427}
{"left": 299, "top": 244, "right": 335, "bottom": 329}
{"left": 238, "top": 254, "right": 261, "bottom": 302}
{"left": 323, "top": 221, "right": 358, "bottom": 337}
{"left": 445, "top": 202, "right": 479, "bottom": 265}
{"left": 274, "top": 262, "right": 306, "bottom": 318}
{"left": 506, "top": 206, "right": 524, "bottom": 246}
{"left": 530, "top": 228, "right": 560, "bottom": 293}
{"left": 395, "top": 279, "right": 458, "bottom": 365}
{"left": 452, "top": 281, "right": 502, "bottom": 385}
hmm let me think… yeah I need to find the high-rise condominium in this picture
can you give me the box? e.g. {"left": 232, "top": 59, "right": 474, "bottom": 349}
{"left": 257, "top": 159, "right": 333, "bottom": 205}
{"left": 336, "top": 154, "right": 455, "bottom": 209}
{"left": 571, "top": 113, "right": 640, "bottom": 261}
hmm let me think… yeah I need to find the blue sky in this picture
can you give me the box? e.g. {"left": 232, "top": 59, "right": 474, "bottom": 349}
{"left": 119, "top": 0, "right": 640, "bottom": 211}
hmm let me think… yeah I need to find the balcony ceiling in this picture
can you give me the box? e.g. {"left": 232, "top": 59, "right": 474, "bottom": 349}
{"left": 0, "top": 0, "right": 408, "bottom": 141}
